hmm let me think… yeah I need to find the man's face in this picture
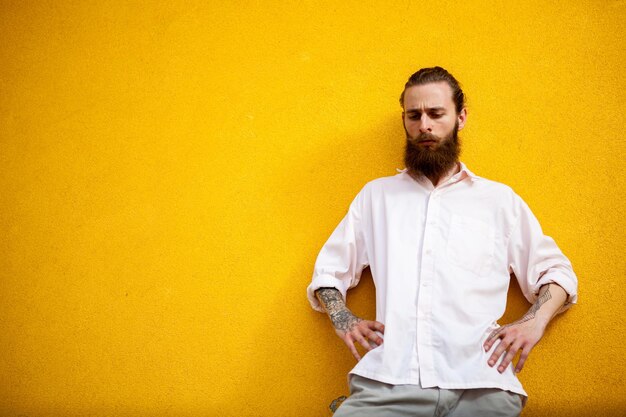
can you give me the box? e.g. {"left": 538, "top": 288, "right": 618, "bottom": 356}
{"left": 402, "top": 81, "right": 466, "bottom": 145}
{"left": 402, "top": 82, "right": 467, "bottom": 177}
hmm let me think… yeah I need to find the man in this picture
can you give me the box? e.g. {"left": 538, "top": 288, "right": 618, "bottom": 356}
{"left": 307, "top": 67, "right": 578, "bottom": 417}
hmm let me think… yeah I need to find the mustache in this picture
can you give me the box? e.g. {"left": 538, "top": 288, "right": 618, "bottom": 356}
{"left": 407, "top": 132, "right": 442, "bottom": 144}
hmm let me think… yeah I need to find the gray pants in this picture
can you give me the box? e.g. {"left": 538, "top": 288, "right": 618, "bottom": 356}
{"left": 333, "top": 375, "right": 524, "bottom": 417}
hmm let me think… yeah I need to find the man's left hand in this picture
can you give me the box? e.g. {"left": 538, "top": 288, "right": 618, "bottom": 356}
{"left": 483, "top": 317, "right": 546, "bottom": 374}
{"left": 483, "top": 283, "right": 568, "bottom": 373}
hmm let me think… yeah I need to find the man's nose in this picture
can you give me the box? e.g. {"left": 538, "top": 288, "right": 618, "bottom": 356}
{"left": 419, "top": 115, "right": 433, "bottom": 133}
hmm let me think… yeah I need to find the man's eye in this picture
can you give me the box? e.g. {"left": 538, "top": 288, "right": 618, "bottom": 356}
{"left": 431, "top": 113, "right": 443, "bottom": 119}
{"left": 409, "top": 114, "right": 420, "bottom": 120}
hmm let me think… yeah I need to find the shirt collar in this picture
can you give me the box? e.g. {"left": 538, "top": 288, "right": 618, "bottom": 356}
{"left": 457, "top": 161, "right": 480, "bottom": 182}
{"left": 396, "top": 161, "right": 480, "bottom": 182}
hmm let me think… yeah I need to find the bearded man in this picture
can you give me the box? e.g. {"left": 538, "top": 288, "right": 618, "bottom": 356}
{"left": 307, "top": 67, "right": 578, "bottom": 417}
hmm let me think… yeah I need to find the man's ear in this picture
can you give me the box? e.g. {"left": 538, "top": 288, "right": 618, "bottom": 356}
{"left": 457, "top": 108, "right": 467, "bottom": 131}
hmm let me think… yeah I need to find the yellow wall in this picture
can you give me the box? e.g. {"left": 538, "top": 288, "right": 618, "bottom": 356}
{"left": 1, "top": 1, "right": 624, "bottom": 416}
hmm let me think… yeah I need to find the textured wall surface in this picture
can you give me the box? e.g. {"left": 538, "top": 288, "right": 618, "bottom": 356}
{"left": 1, "top": 1, "right": 624, "bottom": 416}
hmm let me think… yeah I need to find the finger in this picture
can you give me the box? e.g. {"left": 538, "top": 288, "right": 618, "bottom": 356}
{"left": 488, "top": 338, "right": 513, "bottom": 367}
{"left": 359, "top": 320, "right": 384, "bottom": 332}
{"left": 364, "top": 328, "right": 384, "bottom": 346}
{"left": 497, "top": 343, "right": 522, "bottom": 373}
{"left": 352, "top": 333, "right": 374, "bottom": 352}
{"left": 514, "top": 346, "right": 532, "bottom": 373}
{"left": 343, "top": 334, "right": 361, "bottom": 361}
{"left": 371, "top": 321, "right": 385, "bottom": 333}
{"left": 484, "top": 328, "right": 504, "bottom": 351}
{"left": 356, "top": 321, "right": 384, "bottom": 339}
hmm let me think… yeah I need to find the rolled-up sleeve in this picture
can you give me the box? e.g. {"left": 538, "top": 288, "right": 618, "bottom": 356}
{"left": 307, "top": 191, "right": 369, "bottom": 312}
{"left": 507, "top": 196, "right": 578, "bottom": 313}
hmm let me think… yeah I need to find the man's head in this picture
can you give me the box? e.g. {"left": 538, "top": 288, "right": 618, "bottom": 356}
{"left": 400, "top": 67, "right": 467, "bottom": 179}
{"left": 399, "top": 66, "right": 466, "bottom": 113}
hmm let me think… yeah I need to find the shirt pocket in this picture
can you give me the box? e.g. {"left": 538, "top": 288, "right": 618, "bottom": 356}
{"left": 446, "top": 214, "right": 495, "bottom": 276}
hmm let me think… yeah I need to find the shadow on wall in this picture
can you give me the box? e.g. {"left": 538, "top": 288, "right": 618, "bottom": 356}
{"left": 236, "top": 115, "right": 402, "bottom": 415}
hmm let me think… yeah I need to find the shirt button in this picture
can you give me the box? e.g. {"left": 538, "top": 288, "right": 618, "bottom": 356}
{"left": 425, "top": 249, "right": 432, "bottom": 254}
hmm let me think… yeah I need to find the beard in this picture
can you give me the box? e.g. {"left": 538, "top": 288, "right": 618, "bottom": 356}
{"left": 404, "top": 121, "right": 461, "bottom": 179}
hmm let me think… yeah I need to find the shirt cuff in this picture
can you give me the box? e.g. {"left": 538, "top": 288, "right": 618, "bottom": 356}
{"left": 532, "top": 270, "right": 578, "bottom": 313}
{"left": 307, "top": 274, "right": 351, "bottom": 313}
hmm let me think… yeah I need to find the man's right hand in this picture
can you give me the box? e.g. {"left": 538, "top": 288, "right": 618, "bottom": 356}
{"left": 315, "top": 287, "right": 385, "bottom": 361}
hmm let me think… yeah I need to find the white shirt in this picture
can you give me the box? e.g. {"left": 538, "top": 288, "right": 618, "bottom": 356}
{"left": 307, "top": 162, "right": 578, "bottom": 399}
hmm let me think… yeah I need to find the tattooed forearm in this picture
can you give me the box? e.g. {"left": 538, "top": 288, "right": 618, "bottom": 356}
{"left": 520, "top": 286, "right": 552, "bottom": 322}
{"left": 316, "top": 288, "right": 345, "bottom": 315}
{"left": 315, "top": 287, "right": 362, "bottom": 332}
{"left": 488, "top": 286, "right": 553, "bottom": 341}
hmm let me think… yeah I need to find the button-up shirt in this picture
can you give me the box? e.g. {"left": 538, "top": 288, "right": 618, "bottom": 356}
{"left": 307, "top": 162, "right": 578, "bottom": 398}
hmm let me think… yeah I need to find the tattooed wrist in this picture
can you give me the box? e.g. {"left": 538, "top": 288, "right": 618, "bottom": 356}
{"left": 520, "top": 286, "right": 552, "bottom": 323}
{"left": 315, "top": 287, "right": 361, "bottom": 332}
{"left": 330, "top": 309, "right": 362, "bottom": 332}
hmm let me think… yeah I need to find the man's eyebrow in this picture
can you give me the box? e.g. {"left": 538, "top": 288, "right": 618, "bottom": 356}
{"left": 405, "top": 107, "right": 446, "bottom": 113}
